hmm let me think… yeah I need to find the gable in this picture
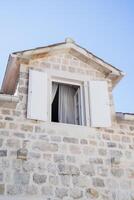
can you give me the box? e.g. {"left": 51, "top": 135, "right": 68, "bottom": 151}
{"left": 1, "top": 39, "right": 124, "bottom": 94}
{"left": 29, "top": 52, "right": 106, "bottom": 80}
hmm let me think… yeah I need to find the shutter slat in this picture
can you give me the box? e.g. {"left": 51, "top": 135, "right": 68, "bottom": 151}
{"left": 27, "top": 69, "right": 47, "bottom": 121}
{"left": 89, "top": 81, "right": 111, "bottom": 127}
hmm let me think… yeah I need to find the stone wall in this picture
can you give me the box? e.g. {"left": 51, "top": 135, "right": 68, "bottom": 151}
{"left": 0, "top": 53, "right": 134, "bottom": 199}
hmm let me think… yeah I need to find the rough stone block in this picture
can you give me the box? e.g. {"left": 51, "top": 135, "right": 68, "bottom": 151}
{"left": 21, "top": 124, "right": 33, "bottom": 132}
{"left": 73, "top": 175, "right": 91, "bottom": 188}
{"left": 80, "top": 164, "right": 95, "bottom": 176}
{"left": 7, "top": 185, "right": 23, "bottom": 195}
{"left": 55, "top": 187, "right": 68, "bottom": 199}
{"left": 33, "top": 173, "right": 47, "bottom": 184}
{"left": 42, "top": 186, "right": 53, "bottom": 196}
{"left": 0, "top": 122, "right": 6, "bottom": 128}
{"left": 26, "top": 185, "right": 38, "bottom": 195}
{"left": 86, "top": 188, "right": 99, "bottom": 199}
{"left": 111, "top": 168, "right": 124, "bottom": 177}
{"left": 58, "top": 164, "right": 80, "bottom": 175}
{"left": 14, "top": 172, "right": 30, "bottom": 185}
{"left": 0, "top": 184, "right": 5, "bottom": 194}
{"left": 70, "top": 188, "right": 83, "bottom": 199}
{"left": 0, "top": 150, "right": 7, "bottom": 157}
{"left": 54, "top": 154, "right": 65, "bottom": 163}
{"left": 69, "top": 145, "right": 81, "bottom": 154}
{"left": 32, "top": 142, "right": 58, "bottom": 152}
{"left": 49, "top": 176, "right": 59, "bottom": 185}
{"left": 63, "top": 137, "right": 78, "bottom": 144}
{"left": 92, "top": 178, "right": 105, "bottom": 187}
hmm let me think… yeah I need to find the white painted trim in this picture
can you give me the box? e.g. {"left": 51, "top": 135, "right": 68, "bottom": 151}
{"left": 49, "top": 72, "right": 86, "bottom": 126}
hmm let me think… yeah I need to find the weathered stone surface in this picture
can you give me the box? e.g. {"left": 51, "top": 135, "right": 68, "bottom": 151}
{"left": 7, "top": 185, "right": 23, "bottom": 195}
{"left": 54, "top": 154, "right": 65, "bottom": 163}
{"left": 32, "top": 141, "right": 58, "bottom": 152}
{"left": 14, "top": 132, "right": 25, "bottom": 138}
{"left": 0, "top": 122, "right": 6, "bottom": 128}
{"left": 0, "top": 184, "right": 5, "bottom": 194}
{"left": 0, "top": 173, "right": 3, "bottom": 181}
{"left": 92, "top": 178, "right": 105, "bottom": 187}
{"left": 23, "top": 161, "right": 35, "bottom": 172}
{"left": 17, "top": 148, "right": 28, "bottom": 160}
{"left": 66, "top": 155, "right": 75, "bottom": 163}
{"left": 69, "top": 145, "right": 81, "bottom": 154}
{"left": 14, "top": 172, "right": 30, "bottom": 185}
{"left": 89, "top": 158, "right": 103, "bottom": 164}
{"left": 35, "top": 126, "right": 45, "bottom": 133}
{"left": 80, "top": 164, "right": 95, "bottom": 176}
{"left": 127, "top": 169, "right": 134, "bottom": 178}
{"left": 70, "top": 188, "right": 83, "bottom": 199}
{"left": 51, "top": 136, "right": 61, "bottom": 142}
{"left": 47, "top": 163, "right": 57, "bottom": 174}
{"left": 19, "top": 72, "right": 28, "bottom": 79}
{"left": 102, "top": 133, "right": 111, "bottom": 140}
{"left": 42, "top": 186, "right": 53, "bottom": 196}
{"left": 73, "top": 175, "right": 91, "bottom": 188}
{"left": 86, "top": 188, "right": 99, "bottom": 199}
{"left": 58, "top": 164, "right": 80, "bottom": 175}
{"left": 55, "top": 187, "right": 68, "bottom": 199}
{"left": 80, "top": 139, "right": 88, "bottom": 144}
{"left": 6, "top": 139, "right": 20, "bottom": 149}
{"left": 83, "top": 146, "right": 96, "bottom": 155}
{"left": 122, "top": 136, "right": 131, "bottom": 143}
{"left": 60, "top": 175, "right": 70, "bottom": 186}
{"left": 26, "top": 185, "right": 38, "bottom": 195}
{"left": 98, "top": 148, "right": 107, "bottom": 156}
{"left": 39, "top": 134, "right": 49, "bottom": 141}
{"left": 0, "top": 150, "right": 7, "bottom": 157}
{"left": 106, "top": 178, "right": 119, "bottom": 190}
{"left": 63, "top": 137, "right": 78, "bottom": 144}
{"left": 28, "top": 152, "right": 41, "bottom": 159}
{"left": 21, "top": 124, "right": 33, "bottom": 132}
{"left": 49, "top": 176, "right": 59, "bottom": 185}
{"left": 107, "top": 142, "right": 117, "bottom": 148}
{"left": 33, "top": 173, "right": 47, "bottom": 184}
{"left": 111, "top": 168, "right": 124, "bottom": 177}
{"left": 0, "top": 130, "right": 9, "bottom": 137}
{"left": 43, "top": 153, "right": 52, "bottom": 161}
{"left": 97, "top": 166, "right": 108, "bottom": 177}
{"left": 5, "top": 117, "right": 13, "bottom": 121}
{"left": 1, "top": 109, "right": 10, "bottom": 115}
{"left": 38, "top": 161, "right": 46, "bottom": 172}
{"left": 12, "top": 159, "right": 22, "bottom": 170}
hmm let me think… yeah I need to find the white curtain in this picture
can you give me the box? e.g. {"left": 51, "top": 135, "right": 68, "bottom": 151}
{"left": 58, "top": 84, "right": 76, "bottom": 124}
{"left": 52, "top": 83, "right": 58, "bottom": 103}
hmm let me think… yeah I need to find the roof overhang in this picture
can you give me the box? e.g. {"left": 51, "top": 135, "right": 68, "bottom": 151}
{"left": 1, "top": 39, "right": 125, "bottom": 95}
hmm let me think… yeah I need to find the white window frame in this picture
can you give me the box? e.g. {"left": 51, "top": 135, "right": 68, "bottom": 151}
{"left": 48, "top": 73, "right": 87, "bottom": 126}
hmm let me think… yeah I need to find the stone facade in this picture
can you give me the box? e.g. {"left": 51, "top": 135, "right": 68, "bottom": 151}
{"left": 0, "top": 41, "right": 134, "bottom": 199}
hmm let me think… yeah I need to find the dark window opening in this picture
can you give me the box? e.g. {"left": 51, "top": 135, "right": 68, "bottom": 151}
{"left": 51, "top": 86, "right": 59, "bottom": 122}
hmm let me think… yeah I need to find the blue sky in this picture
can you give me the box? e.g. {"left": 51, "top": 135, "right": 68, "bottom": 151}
{"left": 0, "top": 0, "right": 134, "bottom": 113}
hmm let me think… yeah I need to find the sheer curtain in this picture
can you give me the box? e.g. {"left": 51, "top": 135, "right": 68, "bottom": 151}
{"left": 52, "top": 83, "right": 58, "bottom": 103}
{"left": 58, "top": 84, "right": 76, "bottom": 124}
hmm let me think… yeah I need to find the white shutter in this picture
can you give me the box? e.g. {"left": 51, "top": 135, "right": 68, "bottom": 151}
{"left": 27, "top": 69, "right": 47, "bottom": 121}
{"left": 89, "top": 81, "right": 111, "bottom": 127}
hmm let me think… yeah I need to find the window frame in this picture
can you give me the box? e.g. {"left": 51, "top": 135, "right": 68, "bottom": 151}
{"left": 48, "top": 75, "right": 86, "bottom": 126}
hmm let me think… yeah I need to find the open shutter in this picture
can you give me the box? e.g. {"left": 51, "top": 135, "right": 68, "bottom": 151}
{"left": 89, "top": 81, "right": 111, "bottom": 127}
{"left": 27, "top": 69, "right": 47, "bottom": 121}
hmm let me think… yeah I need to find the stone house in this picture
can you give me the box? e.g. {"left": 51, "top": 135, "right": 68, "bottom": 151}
{"left": 0, "top": 38, "right": 134, "bottom": 199}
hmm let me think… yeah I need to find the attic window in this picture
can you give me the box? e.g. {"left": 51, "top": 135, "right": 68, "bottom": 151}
{"left": 51, "top": 82, "right": 82, "bottom": 125}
